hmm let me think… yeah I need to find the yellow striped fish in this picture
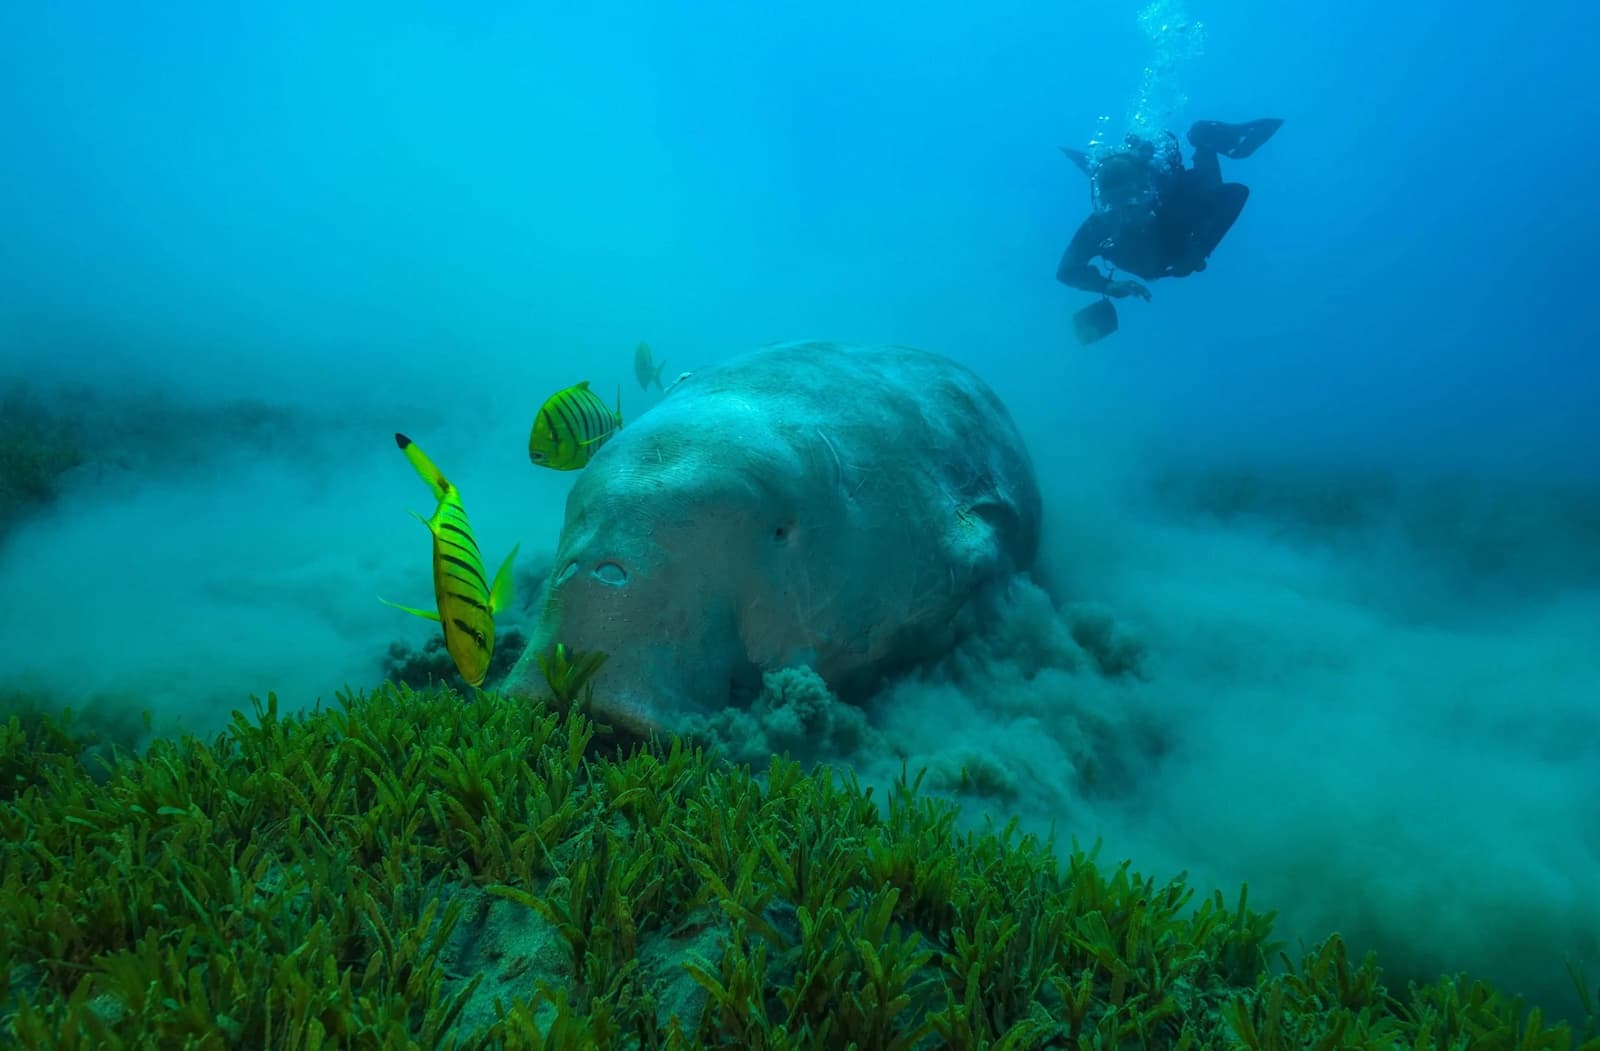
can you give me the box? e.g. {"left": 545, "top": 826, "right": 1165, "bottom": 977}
{"left": 527, "top": 380, "right": 622, "bottom": 471}
{"left": 380, "top": 432, "right": 519, "bottom": 688}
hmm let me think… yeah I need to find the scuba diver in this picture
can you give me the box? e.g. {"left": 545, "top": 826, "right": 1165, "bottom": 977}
{"left": 1057, "top": 118, "right": 1283, "bottom": 344}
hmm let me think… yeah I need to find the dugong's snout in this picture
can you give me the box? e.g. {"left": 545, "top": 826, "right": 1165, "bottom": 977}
{"left": 523, "top": 538, "right": 688, "bottom": 737}
{"left": 550, "top": 554, "right": 630, "bottom": 589}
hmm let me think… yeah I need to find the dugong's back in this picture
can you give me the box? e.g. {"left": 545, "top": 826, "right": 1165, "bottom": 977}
{"left": 652, "top": 340, "right": 1041, "bottom": 560}
{"left": 508, "top": 340, "right": 1042, "bottom": 732}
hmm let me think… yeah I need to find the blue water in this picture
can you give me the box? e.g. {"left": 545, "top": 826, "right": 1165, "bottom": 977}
{"left": 2, "top": 0, "right": 1597, "bottom": 1023}
{"left": 4, "top": 1, "right": 1596, "bottom": 476}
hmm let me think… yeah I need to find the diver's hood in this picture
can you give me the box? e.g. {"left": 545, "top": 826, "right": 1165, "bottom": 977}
{"left": 1090, "top": 148, "right": 1165, "bottom": 217}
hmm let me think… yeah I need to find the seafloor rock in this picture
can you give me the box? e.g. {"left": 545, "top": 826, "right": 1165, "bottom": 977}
{"left": 381, "top": 628, "right": 528, "bottom": 693}
{"left": 503, "top": 340, "right": 1043, "bottom": 734}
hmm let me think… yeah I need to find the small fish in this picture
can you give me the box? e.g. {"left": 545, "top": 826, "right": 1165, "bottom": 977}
{"left": 381, "top": 432, "right": 519, "bottom": 688}
{"left": 528, "top": 381, "right": 622, "bottom": 471}
{"left": 633, "top": 342, "right": 666, "bottom": 391}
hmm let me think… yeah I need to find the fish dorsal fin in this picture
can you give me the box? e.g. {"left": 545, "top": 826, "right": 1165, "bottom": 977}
{"left": 575, "top": 380, "right": 591, "bottom": 391}
{"left": 488, "top": 543, "right": 521, "bottom": 613}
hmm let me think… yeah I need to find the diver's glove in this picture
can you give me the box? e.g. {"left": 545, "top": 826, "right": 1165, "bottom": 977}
{"left": 1106, "top": 279, "right": 1152, "bottom": 301}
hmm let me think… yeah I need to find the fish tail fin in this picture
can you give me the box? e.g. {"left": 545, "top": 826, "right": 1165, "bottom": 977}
{"left": 652, "top": 361, "right": 666, "bottom": 390}
{"left": 394, "top": 432, "right": 452, "bottom": 502}
{"left": 488, "top": 542, "right": 520, "bottom": 613}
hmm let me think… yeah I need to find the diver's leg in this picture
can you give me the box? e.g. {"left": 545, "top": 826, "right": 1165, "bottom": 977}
{"left": 1187, "top": 118, "right": 1284, "bottom": 159}
{"left": 1189, "top": 144, "right": 1221, "bottom": 188}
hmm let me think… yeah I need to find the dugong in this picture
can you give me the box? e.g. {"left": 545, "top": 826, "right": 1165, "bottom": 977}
{"left": 503, "top": 341, "right": 1042, "bottom": 734}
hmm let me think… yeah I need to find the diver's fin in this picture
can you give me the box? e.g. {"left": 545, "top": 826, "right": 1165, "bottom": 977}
{"left": 1059, "top": 146, "right": 1093, "bottom": 176}
{"left": 379, "top": 596, "right": 441, "bottom": 621}
{"left": 1181, "top": 183, "right": 1250, "bottom": 269}
{"left": 488, "top": 543, "right": 520, "bottom": 614}
{"left": 1187, "top": 118, "right": 1283, "bottom": 159}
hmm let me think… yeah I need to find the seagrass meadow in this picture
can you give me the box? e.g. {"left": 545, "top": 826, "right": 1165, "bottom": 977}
{"left": 2, "top": 666, "right": 1597, "bottom": 1050}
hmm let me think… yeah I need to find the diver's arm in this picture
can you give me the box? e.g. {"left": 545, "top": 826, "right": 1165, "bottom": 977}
{"left": 1055, "top": 218, "right": 1113, "bottom": 293}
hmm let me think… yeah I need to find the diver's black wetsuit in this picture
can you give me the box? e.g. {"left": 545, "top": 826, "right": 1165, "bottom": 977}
{"left": 1056, "top": 118, "right": 1281, "bottom": 295}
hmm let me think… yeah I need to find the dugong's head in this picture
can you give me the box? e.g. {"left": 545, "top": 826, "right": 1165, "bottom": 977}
{"left": 504, "top": 340, "right": 1045, "bottom": 737}
{"left": 509, "top": 394, "right": 825, "bottom": 733}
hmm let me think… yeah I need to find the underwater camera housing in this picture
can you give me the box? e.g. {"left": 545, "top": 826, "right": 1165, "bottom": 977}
{"left": 1073, "top": 297, "right": 1119, "bottom": 345}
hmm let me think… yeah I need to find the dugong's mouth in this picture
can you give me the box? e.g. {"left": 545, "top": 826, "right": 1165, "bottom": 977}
{"left": 586, "top": 693, "right": 661, "bottom": 742}
{"left": 584, "top": 669, "right": 763, "bottom": 746}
